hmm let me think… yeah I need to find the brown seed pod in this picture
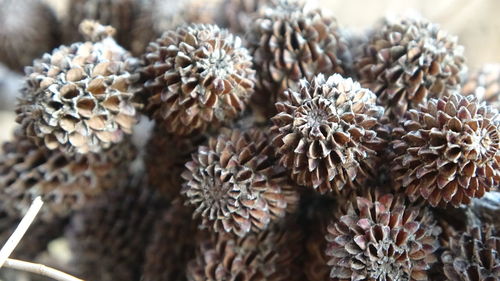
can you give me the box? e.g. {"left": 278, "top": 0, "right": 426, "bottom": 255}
{"left": 67, "top": 175, "right": 166, "bottom": 281}
{"left": 0, "top": 0, "right": 60, "bottom": 72}
{"left": 247, "top": 0, "right": 349, "bottom": 118}
{"left": 181, "top": 129, "right": 299, "bottom": 237}
{"left": 390, "top": 93, "right": 500, "bottom": 207}
{"left": 462, "top": 64, "right": 500, "bottom": 109}
{"left": 137, "top": 24, "right": 256, "bottom": 136}
{"left": 441, "top": 226, "right": 499, "bottom": 281}
{"left": 0, "top": 129, "right": 136, "bottom": 221}
{"left": 220, "top": 0, "right": 273, "bottom": 34}
{"left": 325, "top": 190, "right": 441, "bottom": 281}
{"left": 356, "top": 16, "right": 466, "bottom": 119}
{"left": 16, "top": 20, "right": 139, "bottom": 155}
{"left": 271, "top": 74, "right": 385, "bottom": 194}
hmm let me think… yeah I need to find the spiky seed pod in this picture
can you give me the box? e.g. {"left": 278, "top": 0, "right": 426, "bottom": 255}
{"left": 441, "top": 226, "right": 499, "bottom": 281}
{"left": 181, "top": 129, "right": 299, "bottom": 237}
{"left": 142, "top": 200, "right": 200, "bottom": 281}
{"left": 462, "top": 64, "right": 500, "bottom": 109}
{"left": 146, "top": 126, "right": 206, "bottom": 200}
{"left": 187, "top": 220, "right": 305, "bottom": 281}
{"left": 0, "top": 130, "right": 136, "bottom": 220}
{"left": 0, "top": 0, "right": 59, "bottom": 72}
{"left": 138, "top": 24, "right": 255, "bottom": 136}
{"left": 271, "top": 74, "right": 385, "bottom": 194}
{"left": 67, "top": 176, "right": 166, "bottom": 281}
{"left": 16, "top": 20, "right": 139, "bottom": 155}
{"left": 325, "top": 191, "right": 441, "bottom": 281}
{"left": 356, "top": 16, "right": 466, "bottom": 119}
{"left": 247, "top": 0, "right": 349, "bottom": 117}
{"left": 390, "top": 93, "right": 500, "bottom": 207}
{"left": 220, "top": 0, "right": 273, "bottom": 34}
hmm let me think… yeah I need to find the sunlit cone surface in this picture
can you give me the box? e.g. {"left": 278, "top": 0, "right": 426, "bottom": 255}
{"left": 391, "top": 93, "right": 500, "bottom": 207}
{"left": 0, "top": 130, "right": 136, "bottom": 220}
{"left": 248, "top": 0, "right": 349, "bottom": 117}
{"left": 441, "top": 226, "right": 500, "bottom": 281}
{"left": 462, "top": 64, "right": 500, "bottom": 109}
{"left": 181, "top": 129, "right": 299, "bottom": 237}
{"left": 138, "top": 24, "right": 255, "bottom": 136}
{"left": 220, "top": 0, "right": 273, "bottom": 34}
{"left": 271, "top": 74, "right": 385, "bottom": 194}
{"left": 16, "top": 20, "right": 139, "bottom": 155}
{"left": 356, "top": 16, "right": 466, "bottom": 119}
{"left": 325, "top": 191, "right": 441, "bottom": 281}
{"left": 0, "top": 0, "right": 59, "bottom": 72}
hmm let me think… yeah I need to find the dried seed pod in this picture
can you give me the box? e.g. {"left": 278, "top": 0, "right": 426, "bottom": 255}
{"left": 67, "top": 176, "right": 166, "bottom": 281}
{"left": 441, "top": 226, "right": 499, "bottom": 281}
{"left": 181, "top": 129, "right": 299, "bottom": 237}
{"left": 0, "top": 0, "right": 59, "bottom": 72}
{"left": 0, "top": 130, "right": 136, "bottom": 220}
{"left": 356, "top": 16, "right": 466, "bottom": 119}
{"left": 220, "top": 0, "right": 273, "bottom": 34}
{"left": 390, "top": 93, "right": 500, "bottom": 207}
{"left": 142, "top": 200, "right": 200, "bottom": 281}
{"left": 325, "top": 190, "right": 441, "bottom": 281}
{"left": 248, "top": 0, "right": 349, "bottom": 117}
{"left": 137, "top": 24, "right": 255, "bottom": 136}
{"left": 271, "top": 74, "right": 385, "bottom": 194}
{"left": 16, "top": 20, "right": 139, "bottom": 155}
{"left": 187, "top": 220, "right": 304, "bottom": 281}
{"left": 462, "top": 64, "right": 500, "bottom": 109}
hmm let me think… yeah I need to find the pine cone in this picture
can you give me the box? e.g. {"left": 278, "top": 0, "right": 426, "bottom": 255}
{"left": 390, "top": 93, "right": 500, "bottom": 207}
{"left": 441, "top": 226, "right": 499, "bottom": 281}
{"left": 0, "top": 0, "right": 59, "bottom": 72}
{"left": 142, "top": 200, "right": 201, "bottom": 281}
{"left": 187, "top": 220, "right": 304, "bottom": 281}
{"left": 220, "top": 0, "right": 272, "bottom": 34}
{"left": 271, "top": 74, "right": 385, "bottom": 194}
{"left": 325, "top": 190, "right": 441, "bottom": 281}
{"left": 356, "top": 16, "right": 466, "bottom": 119}
{"left": 16, "top": 20, "right": 139, "bottom": 155}
{"left": 181, "top": 129, "right": 299, "bottom": 237}
{"left": 67, "top": 176, "right": 166, "bottom": 281}
{"left": 462, "top": 64, "right": 500, "bottom": 109}
{"left": 137, "top": 24, "right": 255, "bottom": 136}
{"left": 0, "top": 130, "right": 136, "bottom": 220}
{"left": 248, "top": 0, "right": 349, "bottom": 118}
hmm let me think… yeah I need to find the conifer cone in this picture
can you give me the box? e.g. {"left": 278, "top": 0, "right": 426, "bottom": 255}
{"left": 182, "top": 129, "right": 299, "bottom": 237}
{"left": 325, "top": 190, "right": 441, "bottom": 281}
{"left": 142, "top": 200, "right": 201, "bottom": 281}
{"left": 67, "top": 175, "right": 166, "bottom": 281}
{"left": 248, "top": 0, "right": 349, "bottom": 118}
{"left": 220, "top": 0, "right": 273, "bottom": 34}
{"left": 390, "top": 93, "right": 500, "bottom": 207}
{"left": 0, "top": 0, "right": 59, "bottom": 72}
{"left": 356, "top": 16, "right": 466, "bottom": 119}
{"left": 441, "top": 226, "right": 499, "bottom": 281}
{"left": 271, "top": 74, "right": 385, "bottom": 194}
{"left": 187, "top": 220, "right": 305, "bottom": 281}
{"left": 16, "top": 20, "right": 139, "bottom": 155}
{"left": 0, "top": 129, "right": 136, "bottom": 220}
{"left": 138, "top": 24, "right": 255, "bottom": 136}
{"left": 462, "top": 64, "right": 500, "bottom": 109}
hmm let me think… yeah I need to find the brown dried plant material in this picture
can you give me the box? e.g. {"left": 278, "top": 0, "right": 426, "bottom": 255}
{"left": 248, "top": 0, "right": 349, "bottom": 118}
{"left": 0, "top": 130, "right": 136, "bottom": 221}
{"left": 220, "top": 0, "right": 273, "bottom": 34}
{"left": 390, "top": 93, "right": 500, "bottom": 207}
{"left": 325, "top": 190, "right": 441, "bottom": 281}
{"left": 441, "top": 226, "right": 499, "bottom": 281}
{"left": 137, "top": 24, "right": 256, "bottom": 136}
{"left": 67, "top": 176, "right": 166, "bottom": 281}
{"left": 356, "top": 16, "right": 466, "bottom": 119}
{"left": 16, "top": 21, "right": 139, "bottom": 155}
{"left": 181, "top": 129, "right": 299, "bottom": 237}
{"left": 0, "top": 0, "right": 60, "bottom": 72}
{"left": 462, "top": 64, "right": 500, "bottom": 109}
{"left": 271, "top": 74, "right": 385, "bottom": 194}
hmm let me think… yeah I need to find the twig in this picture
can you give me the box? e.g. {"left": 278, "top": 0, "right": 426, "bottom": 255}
{"left": 0, "top": 196, "right": 44, "bottom": 267}
{"left": 3, "top": 258, "right": 84, "bottom": 281}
